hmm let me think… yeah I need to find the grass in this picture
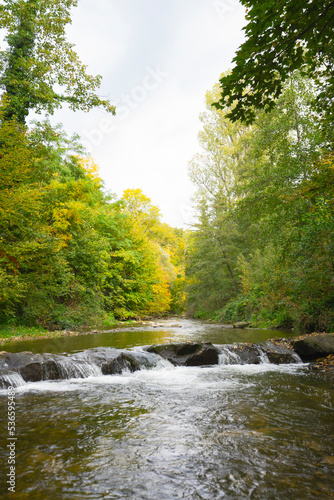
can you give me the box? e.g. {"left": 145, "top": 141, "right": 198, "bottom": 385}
{"left": 0, "top": 318, "right": 147, "bottom": 345}
{"left": 0, "top": 324, "right": 49, "bottom": 340}
{"left": 100, "top": 316, "right": 138, "bottom": 330}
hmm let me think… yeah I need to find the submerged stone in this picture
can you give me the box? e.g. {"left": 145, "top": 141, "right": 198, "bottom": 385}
{"left": 233, "top": 322, "right": 250, "bottom": 329}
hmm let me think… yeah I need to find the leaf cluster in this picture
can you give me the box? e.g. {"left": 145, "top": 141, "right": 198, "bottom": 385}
{"left": 214, "top": 0, "right": 334, "bottom": 128}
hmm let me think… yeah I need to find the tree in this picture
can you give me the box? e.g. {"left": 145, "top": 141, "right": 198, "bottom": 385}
{"left": 0, "top": 0, "right": 115, "bottom": 123}
{"left": 225, "top": 74, "right": 334, "bottom": 330}
{"left": 236, "top": 73, "right": 324, "bottom": 235}
{"left": 121, "top": 189, "right": 161, "bottom": 234}
{"left": 0, "top": 118, "right": 76, "bottom": 324}
{"left": 213, "top": 0, "right": 334, "bottom": 127}
{"left": 186, "top": 82, "right": 250, "bottom": 315}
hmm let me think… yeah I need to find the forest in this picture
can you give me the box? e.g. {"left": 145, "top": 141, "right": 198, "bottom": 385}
{"left": 1, "top": 0, "right": 334, "bottom": 334}
{"left": 186, "top": 0, "right": 334, "bottom": 332}
{"left": 186, "top": 72, "right": 334, "bottom": 332}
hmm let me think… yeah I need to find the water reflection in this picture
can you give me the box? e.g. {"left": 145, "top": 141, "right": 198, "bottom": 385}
{"left": 3, "top": 319, "right": 296, "bottom": 354}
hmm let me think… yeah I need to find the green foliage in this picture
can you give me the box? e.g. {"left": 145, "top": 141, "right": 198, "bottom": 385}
{"left": 186, "top": 82, "right": 250, "bottom": 314}
{"left": 0, "top": 0, "right": 115, "bottom": 123}
{"left": 0, "top": 324, "right": 48, "bottom": 339}
{"left": 186, "top": 205, "right": 242, "bottom": 313}
{"left": 0, "top": 3, "right": 187, "bottom": 330}
{"left": 216, "top": 298, "right": 249, "bottom": 324}
{"left": 214, "top": 0, "right": 334, "bottom": 130}
{"left": 187, "top": 71, "right": 334, "bottom": 332}
{"left": 0, "top": 120, "right": 185, "bottom": 329}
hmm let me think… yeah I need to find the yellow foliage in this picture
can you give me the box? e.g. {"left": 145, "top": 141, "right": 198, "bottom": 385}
{"left": 77, "top": 156, "right": 102, "bottom": 185}
{"left": 122, "top": 188, "right": 161, "bottom": 229}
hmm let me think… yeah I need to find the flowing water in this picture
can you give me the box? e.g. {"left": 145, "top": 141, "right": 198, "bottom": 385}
{"left": 0, "top": 320, "right": 333, "bottom": 499}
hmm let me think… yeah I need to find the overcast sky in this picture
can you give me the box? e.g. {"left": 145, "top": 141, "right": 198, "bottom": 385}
{"left": 48, "top": 0, "right": 246, "bottom": 228}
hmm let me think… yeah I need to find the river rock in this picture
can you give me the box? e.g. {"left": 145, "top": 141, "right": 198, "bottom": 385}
{"left": 73, "top": 348, "right": 119, "bottom": 366}
{"left": 101, "top": 353, "right": 141, "bottom": 375}
{"left": 146, "top": 342, "right": 219, "bottom": 366}
{"left": 128, "top": 351, "right": 160, "bottom": 369}
{"left": 233, "top": 322, "right": 250, "bottom": 329}
{"left": 83, "top": 348, "right": 158, "bottom": 371}
{"left": 0, "top": 351, "right": 33, "bottom": 369}
{"left": 0, "top": 351, "right": 64, "bottom": 382}
{"left": 220, "top": 344, "right": 262, "bottom": 364}
{"left": 259, "top": 341, "right": 301, "bottom": 364}
{"left": 24, "top": 356, "right": 63, "bottom": 381}
{"left": 291, "top": 334, "right": 334, "bottom": 360}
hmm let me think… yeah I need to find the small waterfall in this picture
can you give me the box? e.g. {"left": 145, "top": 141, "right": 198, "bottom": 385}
{"left": 0, "top": 342, "right": 304, "bottom": 390}
{"left": 0, "top": 371, "right": 26, "bottom": 389}
{"left": 218, "top": 343, "right": 303, "bottom": 366}
{"left": 256, "top": 347, "right": 270, "bottom": 364}
{"left": 291, "top": 352, "right": 303, "bottom": 364}
{"left": 218, "top": 345, "right": 266, "bottom": 365}
{"left": 219, "top": 347, "right": 245, "bottom": 365}
{"left": 54, "top": 358, "right": 102, "bottom": 379}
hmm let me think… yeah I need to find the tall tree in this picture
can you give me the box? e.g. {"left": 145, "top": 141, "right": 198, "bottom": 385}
{"left": 0, "top": 0, "right": 115, "bottom": 123}
{"left": 186, "top": 82, "right": 250, "bottom": 315}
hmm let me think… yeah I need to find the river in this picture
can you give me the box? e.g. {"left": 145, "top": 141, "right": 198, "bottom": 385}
{"left": 0, "top": 319, "right": 333, "bottom": 499}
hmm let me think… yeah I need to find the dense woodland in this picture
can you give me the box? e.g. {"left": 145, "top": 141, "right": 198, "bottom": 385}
{"left": 186, "top": 0, "right": 334, "bottom": 332}
{"left": 0, "top": 117, "right": 186, "bottom": 328}
{"left": 186, "top": 73, "right": 334, "bottom": 331}
{"left": 1, "top": 0, "right": 334, "bottom": 333}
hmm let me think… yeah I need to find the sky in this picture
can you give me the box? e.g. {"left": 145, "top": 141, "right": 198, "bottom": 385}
{"left": 47, "top": 0, "right": 246, "bottom": 228}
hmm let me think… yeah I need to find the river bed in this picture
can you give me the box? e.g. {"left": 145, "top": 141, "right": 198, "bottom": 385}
{"left": 0, "top": 320, "right": 333, "bottom": 499}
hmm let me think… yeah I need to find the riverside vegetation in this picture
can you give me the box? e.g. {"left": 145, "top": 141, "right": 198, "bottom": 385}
{"left": 185, "top": 1, "right": 334, "bottom": 333}
{"left": 1, "top": 0, "right": 334, "bottom": 340}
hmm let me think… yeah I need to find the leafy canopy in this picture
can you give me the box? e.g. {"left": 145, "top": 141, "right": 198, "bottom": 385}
{"left": 213, "top": 0, "right": 334, "bottom": 125}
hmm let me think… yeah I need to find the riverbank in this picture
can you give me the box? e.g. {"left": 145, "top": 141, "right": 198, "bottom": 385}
{"left": 0, "top": 319, "right": 180, "bottom": 346}
{"left": 0, "top": 321, "right": 137, "bottom": 346}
